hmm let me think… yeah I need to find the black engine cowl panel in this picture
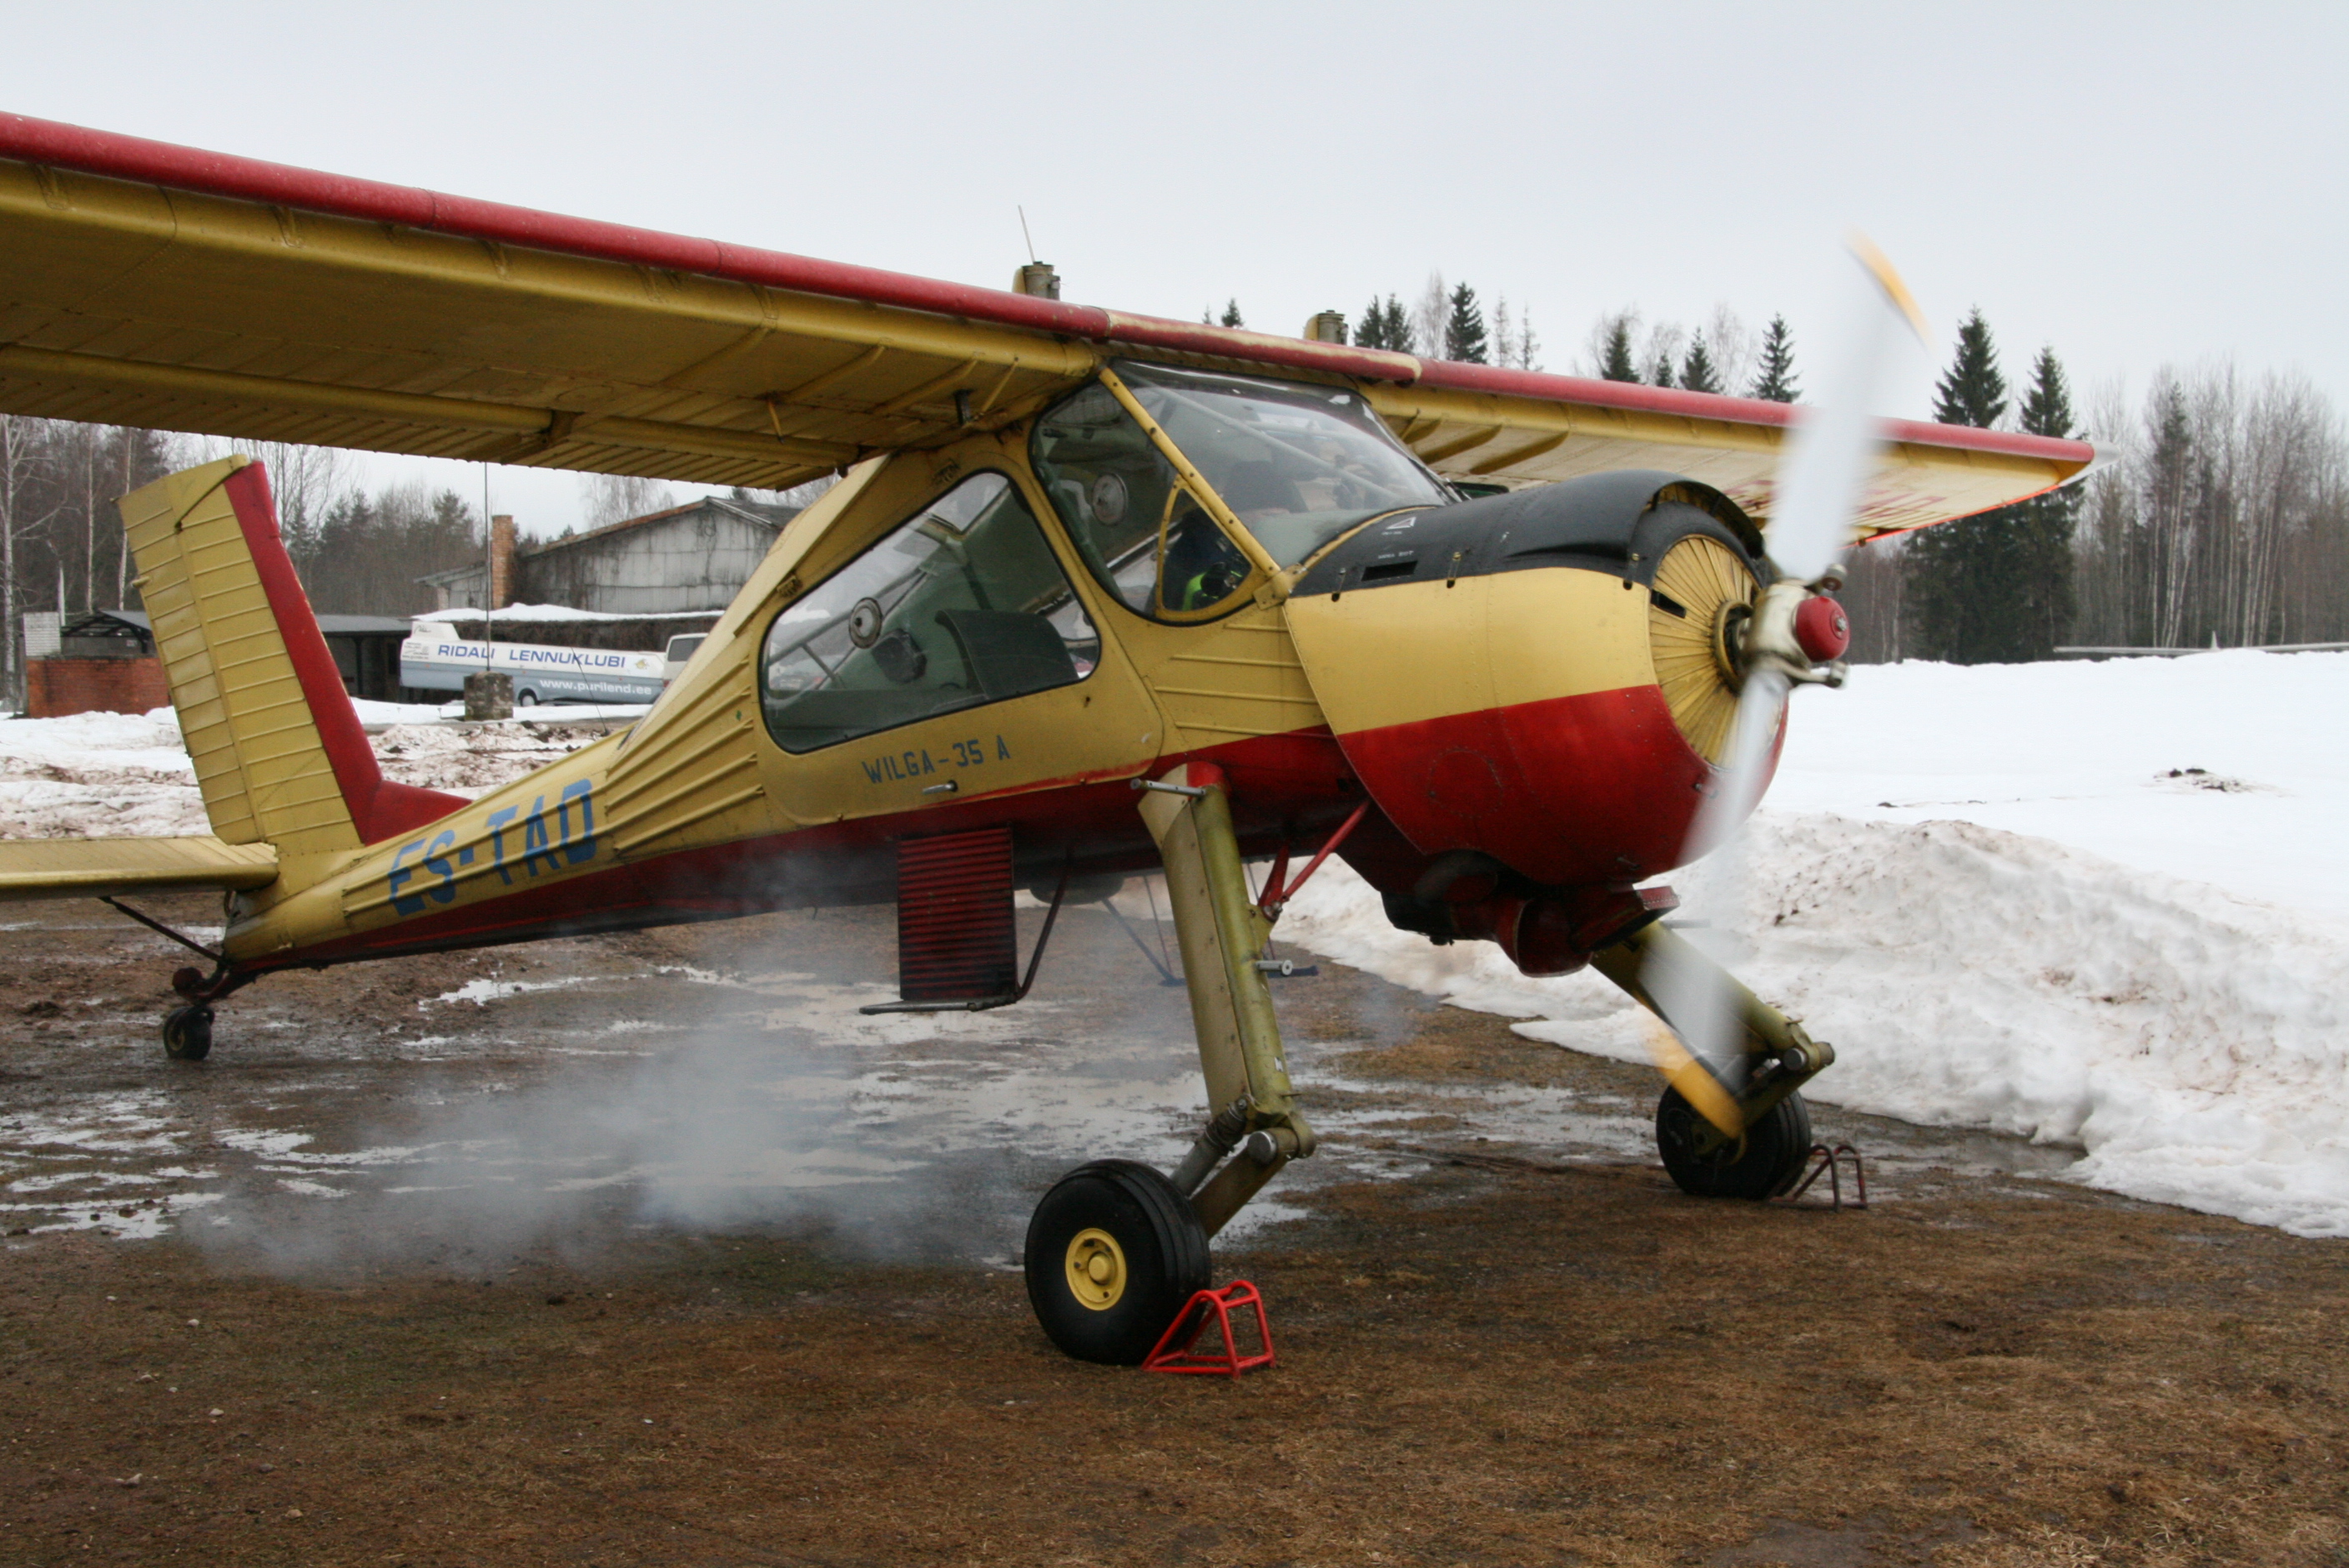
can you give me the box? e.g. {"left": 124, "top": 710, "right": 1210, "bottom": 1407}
{"left": 1292, "top": 470, "right": 1767, "bottom": 597}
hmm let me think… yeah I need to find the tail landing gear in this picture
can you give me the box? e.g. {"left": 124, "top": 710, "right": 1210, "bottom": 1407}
{"left": 161, "top": 1003, "right": 213, "bottom": 1062}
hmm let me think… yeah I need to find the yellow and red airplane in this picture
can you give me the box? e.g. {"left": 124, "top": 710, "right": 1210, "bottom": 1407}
{"left": 0, "top": 114, "right": 2095, "bottom": 1361}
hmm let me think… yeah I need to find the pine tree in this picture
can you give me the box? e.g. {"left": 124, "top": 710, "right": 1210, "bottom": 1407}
{"left": 1932, "top": 308, "right": 2009, "bottom": 428}
{"left": 1599, "top": 319, "right": 1638, "bottom": 383}
{"left": 1679, "top": 332, "right": 1722, "bottom": 395}
{"left": 1353, "top": 294, "right": 1414, "bottom": 351}
{"left": 1907, "top": 309, "right": 2025, "bottom": 663}
{"left": 1444, "top": 283, "right": 1489, "bottom": 364}
{"left": 2009, "top": 347, "right": 2080, "bottom": 658}
{"left": 1220, "top": 299, "right": 1245, "bottom": 329}
{"left": 1748, "top": 315, "right": 1798, "bottom": 402}
{"left": 1647, "top": 348, "right": 1674, "bottom": 388}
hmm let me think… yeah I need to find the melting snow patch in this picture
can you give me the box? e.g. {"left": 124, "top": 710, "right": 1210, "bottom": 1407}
{"left": 429, "top": 976, "right": 590, "bottom": 1008}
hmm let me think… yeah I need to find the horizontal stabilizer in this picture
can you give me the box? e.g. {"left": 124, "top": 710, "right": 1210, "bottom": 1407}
{"left": 0, "top": 836, "right": 279, "bottom": 902}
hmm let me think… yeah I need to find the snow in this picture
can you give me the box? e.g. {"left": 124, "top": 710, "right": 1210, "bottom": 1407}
{"left": 1280, "top": 650, "right": 2349, "bottom": 1239}
{"left": 0, "top": 706, "right": 608, "bottom": 835}
{"left": 1768, "top": 650, "right": 2349, "bottom": 920}
{"left": 8, "top": 649, "right": 2349, "bottom": 1239}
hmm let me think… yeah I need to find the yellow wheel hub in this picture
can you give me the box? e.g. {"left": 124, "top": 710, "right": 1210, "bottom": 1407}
{"left": 1064, "top": 1228, "right": 1128, "bottom": 1311}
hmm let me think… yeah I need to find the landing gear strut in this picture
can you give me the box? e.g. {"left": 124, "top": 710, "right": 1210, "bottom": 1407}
{"left": 1022, "top": 763, "right": 1315, "bottom": 1363}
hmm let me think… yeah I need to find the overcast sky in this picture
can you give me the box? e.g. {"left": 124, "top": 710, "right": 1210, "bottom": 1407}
{"left": 6, "top": 1, "right": 2344, "bottom": 536}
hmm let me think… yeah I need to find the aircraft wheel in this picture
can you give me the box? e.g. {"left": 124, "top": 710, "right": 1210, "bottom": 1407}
{"left": 1656, "top": 1084, "right": 1810, "bottom": 1199}
{"left": 1024, "top": 1159, "right": 1210, "bottom": 1364}
{"left": 161, "top": 1004, "right": 214, "bottom": 1063}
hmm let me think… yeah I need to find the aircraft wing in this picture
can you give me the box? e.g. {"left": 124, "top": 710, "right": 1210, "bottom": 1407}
{"left": 0, "top": 113, "right": 2095, "bottom": 530}
{"left": 0, "top": 835, "right": 278, "bottom": 901}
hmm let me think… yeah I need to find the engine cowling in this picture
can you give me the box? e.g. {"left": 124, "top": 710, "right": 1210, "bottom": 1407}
{"left": 1285, "top": 471, "right": 1775, "bottom": 894}
{"left": 1287, "top": 471, "right": 1775, "bottom": 972}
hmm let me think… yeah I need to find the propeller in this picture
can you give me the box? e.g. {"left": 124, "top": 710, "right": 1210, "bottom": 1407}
{"left": 1642, "top": 236, "right": 1930, "bottom": 1134}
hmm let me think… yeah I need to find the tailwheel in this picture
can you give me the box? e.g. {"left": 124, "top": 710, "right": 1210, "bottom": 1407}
{"left": 160, "top": 1004, "right": 214, "bottom": 1063}
{"left": 1024, "top": 1159, "right": 1210, "bottom": 1364}
{"left": 1656, "top": 1084, "right": 1810, "bottom": 1199}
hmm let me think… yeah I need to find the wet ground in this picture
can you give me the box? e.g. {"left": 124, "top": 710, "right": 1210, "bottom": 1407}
{"left": 2, "top": 894, "right": 2342, "bottom": 1565}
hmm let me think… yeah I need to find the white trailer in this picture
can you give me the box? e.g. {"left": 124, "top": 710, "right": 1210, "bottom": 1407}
{"left": 400, "top": 623, "right": 667, "bottom": 706}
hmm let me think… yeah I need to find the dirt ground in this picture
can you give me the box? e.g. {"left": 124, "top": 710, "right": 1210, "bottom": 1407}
{"left": 1, "top": 893, "right": 2342, "bottom": 1567}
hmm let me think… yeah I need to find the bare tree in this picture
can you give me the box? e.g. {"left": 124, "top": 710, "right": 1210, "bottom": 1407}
{"left": 0, "top": 416, "right": 50, "bottom": 706}
{"left": 2068, "top": 363, "right": 2349, "bottom": 651}
{"left": 1410, "top": 273, "right": 1449, "bottom": 361}
{"left": 1703, "top": 304, "right": 1756, "bottom": 399}
{"left": 1640, "top": 321, "right": 1687, "bottom": 389}
{"left": 581, "top": 474, "right": 678, "bottom": 532}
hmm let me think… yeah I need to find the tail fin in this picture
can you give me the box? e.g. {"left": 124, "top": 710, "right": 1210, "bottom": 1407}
{"left": 121, "top": 457, "right": 465, "bottom": 872}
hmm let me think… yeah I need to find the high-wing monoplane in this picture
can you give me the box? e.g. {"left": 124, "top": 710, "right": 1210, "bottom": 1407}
{"left": 0, "top": 115, "right": 2098, "bottom": 1361}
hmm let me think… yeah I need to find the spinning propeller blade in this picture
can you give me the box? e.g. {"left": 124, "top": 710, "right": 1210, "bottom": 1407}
{"left": 1642, "top": 237, "right": 1929, "bottom": 1135}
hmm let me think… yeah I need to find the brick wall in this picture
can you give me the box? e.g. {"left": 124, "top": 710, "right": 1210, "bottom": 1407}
{"left": 27, "top": 657, "right": 172, "bottom": 718}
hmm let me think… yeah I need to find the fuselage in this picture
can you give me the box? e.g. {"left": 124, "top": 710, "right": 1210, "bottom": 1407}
{"left": 223, "top": 367, "right": 1770, "bottom": 982}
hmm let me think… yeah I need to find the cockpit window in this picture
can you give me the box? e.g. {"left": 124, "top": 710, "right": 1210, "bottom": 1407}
{"left": 1031, "top": 364, "right": 1451, "bottom": 622}
{"left": 1029, "top": 383, "right": 1250, "bottom": 621}
{"left": 758, "top": 472, "right": 1097, "bottom": 754}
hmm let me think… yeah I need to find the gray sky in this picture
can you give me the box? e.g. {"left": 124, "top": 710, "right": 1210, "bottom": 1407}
{"left": 7, "top": 1, "right": 2344, "bottom": 536}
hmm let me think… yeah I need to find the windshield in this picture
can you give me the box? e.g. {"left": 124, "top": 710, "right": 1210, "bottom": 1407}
{"left": 1117, "top": 361, "right": 1449, "bottom": 567}
{"left": 1030, "top": 364, "right": 1451, "bottom": 622}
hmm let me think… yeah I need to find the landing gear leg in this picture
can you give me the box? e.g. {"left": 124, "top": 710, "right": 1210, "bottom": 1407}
{"left": 1022, "top": 762, "right": 1314, "bottom": 1362}
{"left": 1589, "top": 922, "right": 1828, "bottom": 1199}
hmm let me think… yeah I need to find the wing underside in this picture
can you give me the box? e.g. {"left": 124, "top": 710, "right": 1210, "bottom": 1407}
{"left": 0, "top": 113, "right": 2097, "bottom": 534}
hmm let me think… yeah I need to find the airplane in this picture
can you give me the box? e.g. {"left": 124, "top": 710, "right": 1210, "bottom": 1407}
{"left": 0, "top": 113, "right": 2098, "bottom": 1363}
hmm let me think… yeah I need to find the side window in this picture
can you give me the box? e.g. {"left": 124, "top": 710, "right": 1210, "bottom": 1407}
{"left": 1030, "top": 384, "right": 1256, "bottom": 621}
{"left": 759, "top": 473, "right": 1099, "bottom": 754}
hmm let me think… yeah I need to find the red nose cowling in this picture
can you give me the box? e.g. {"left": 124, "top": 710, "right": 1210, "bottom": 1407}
{"left": 1793, "top": 594, "right": 1851, "bottom": 663}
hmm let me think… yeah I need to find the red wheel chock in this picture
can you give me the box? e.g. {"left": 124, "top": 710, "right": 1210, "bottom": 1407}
{"left": 1142, "top": 1280, "right": 1275, "bottom": 1379}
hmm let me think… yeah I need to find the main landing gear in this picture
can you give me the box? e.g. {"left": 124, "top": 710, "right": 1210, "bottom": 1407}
{"left": 1022, "top": 764, "right": 1315, "bottom": 1364}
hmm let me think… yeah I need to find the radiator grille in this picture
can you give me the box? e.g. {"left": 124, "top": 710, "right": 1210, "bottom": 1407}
{"left": 895, "top": 827, "right": 1016, "bottom": 1003}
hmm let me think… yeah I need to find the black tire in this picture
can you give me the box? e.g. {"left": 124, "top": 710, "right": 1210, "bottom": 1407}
{"left": 1024, "top": 1159, "right": 1210, "bottom": 1364}
{"left": 161, "top": 1004, "right": 214, "bottom": 1063}
{"left": 1656, "top": 1084, "right": 1811, "bottom": 1199}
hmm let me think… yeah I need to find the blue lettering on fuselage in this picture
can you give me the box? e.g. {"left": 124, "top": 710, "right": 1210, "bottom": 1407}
{"left": 384, "top": 781, "right": 596, "bottom": 918}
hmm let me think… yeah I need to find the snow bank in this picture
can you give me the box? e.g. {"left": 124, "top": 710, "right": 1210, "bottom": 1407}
{"left": 0, "top": 706, "right": 603, "bottom": 835}
{"left": 0, "top": 708, "right": 204, "bottom": 837}
{"left": 1282, "top": 650, "right": 2349, "bottom": 1239}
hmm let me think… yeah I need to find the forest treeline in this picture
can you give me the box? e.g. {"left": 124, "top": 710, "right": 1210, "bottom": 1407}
{"left": 1235, "top": 277, "right": 2349, "bottom": 662}
{"left": 0, "top": 423, "right": 486, "bottom": 698}
{"left": 3, "top": 287, "right": 2346, "bottom": 702}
